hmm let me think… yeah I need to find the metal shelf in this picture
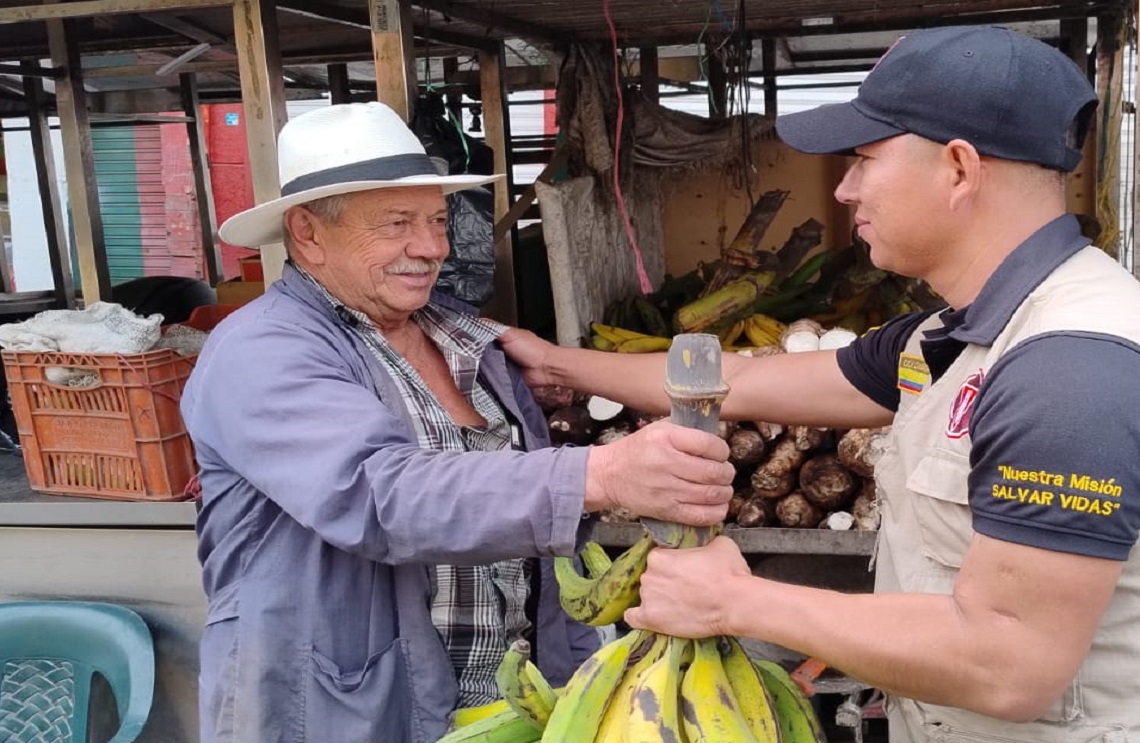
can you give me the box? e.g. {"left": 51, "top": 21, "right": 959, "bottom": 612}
{"left": 588, "top": 522, "right": 877, "bottom": 556}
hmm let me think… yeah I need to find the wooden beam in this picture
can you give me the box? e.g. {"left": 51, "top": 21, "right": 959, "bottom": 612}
{"left": 180, "top": 72, "right": 223, "bottom": 286}
{"left": 0, "top": 0, "right": 231, "bottom": 25}
{"left": 46, "top": 18, "right": 111, "bottom": 304}
{"left": 233, "top": 0, "right": 287, "bottom": 285}
{"left": 411, "top": 0, "right": 557, "bottom": 44}
{"left": 368, "top": 0, "right": 417, "bottom": 121}
{"left": 0, "top": 62, "right": 60, "bottom": 78}
{"left": 639, "top": 47, "right": 658, "bottom": 104}
{"left": 477, "top": 43, "right": 516, "bottom": 326}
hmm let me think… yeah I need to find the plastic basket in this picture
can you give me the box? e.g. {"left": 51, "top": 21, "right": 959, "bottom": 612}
{"left": 2, "top": 349, "right": 197, "bottom": 501}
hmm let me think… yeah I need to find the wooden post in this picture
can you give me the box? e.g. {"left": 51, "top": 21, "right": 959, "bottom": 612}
{"left": 46, "top": 18, "right": 111, "bottom": 304}
{"left": 20, "top": 58, "right": 75, "bottom": 308}
{"left": 762, "top": 38, "right": 777, "bottom": 117}
{"left": 368, "top": 0, "right": 416, "bottom": 121}
{"left": 1134, "top": 1, "right": 1140, "bottom": 276}
{"left": 477, "top": 43, "right": 517, "bottom": 325}
{"left": 706, "top": 49, "right": 727, "bottom": 119}
{"left": 1088, "top": 16, "right": 1121, "bottom": 255}
{"left": 0, "top": 214, "right": 10, "bottom": 293}
{"left": 180, "top": 72, "right": 223, "bottom": 285}
{"left": 328, "top": 62, "right": 351, "bottom": 104}
{"left": 639, "top": 47, "right": 659, "bottom": 104}
{"left": 233, "top": 0, "right": 288, "bottom": 284}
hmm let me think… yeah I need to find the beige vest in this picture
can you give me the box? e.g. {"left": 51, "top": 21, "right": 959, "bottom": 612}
{"left": 876, "top": 246, "right": 1140, "bottom": 743}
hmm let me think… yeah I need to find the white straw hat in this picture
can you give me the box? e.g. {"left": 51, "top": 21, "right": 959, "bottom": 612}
{"left": 218, "top": 101, "right": 502, "bottom": 247}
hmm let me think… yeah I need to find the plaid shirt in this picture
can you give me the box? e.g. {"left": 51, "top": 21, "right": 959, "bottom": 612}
{"left": 299, "top": 267, "right": 533, "bottom": 706}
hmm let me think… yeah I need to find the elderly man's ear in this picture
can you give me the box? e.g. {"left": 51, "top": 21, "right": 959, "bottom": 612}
{"left": 283, "top": 206, "right": 327, "bottom": 265}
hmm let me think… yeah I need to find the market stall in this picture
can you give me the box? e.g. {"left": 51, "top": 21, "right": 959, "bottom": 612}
{"left": 0, "top": 0, "right": 1134, "bottom": 740}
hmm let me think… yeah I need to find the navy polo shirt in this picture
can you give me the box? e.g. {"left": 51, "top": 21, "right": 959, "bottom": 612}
{"left": 838, "top": 215, "right": 1140, "bottom": 560}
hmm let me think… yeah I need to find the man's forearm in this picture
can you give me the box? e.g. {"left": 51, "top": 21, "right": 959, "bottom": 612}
{"left": 724, "top": 575, "right": 1061, "bottom": 721}
{"left": 547, "top": 346, "right": 672, "bottom": 415}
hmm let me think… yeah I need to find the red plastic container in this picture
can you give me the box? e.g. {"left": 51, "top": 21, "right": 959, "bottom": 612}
{"left": 2, "top": 349, "right": 198, "bottom": 501}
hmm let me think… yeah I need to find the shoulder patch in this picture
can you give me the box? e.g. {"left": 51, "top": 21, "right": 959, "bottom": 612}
{"left": 947, "top": 368, "right": 985, "bottom": 439}
{"left": 897, "top": 353, "right": 930, "bottom": 396}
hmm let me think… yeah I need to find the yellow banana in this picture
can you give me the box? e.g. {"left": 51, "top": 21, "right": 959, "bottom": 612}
{"left": 590, "top": 333, "right": 618, "bottom": 352}
{"left": 720, "top": 638, "right": 781, "bottom": 743}
{"left": 594, "top": 631, "right": 670, "bottom": 742}
{"left": 450, "top": 698, "right": 513, "bottom": 728}
{"left": 743, "top": 315, "right": 781, "bottom": 347}
{"left": 718, "top": 319, "right": 747, "bottom": 347}
{"left": 580, "top": 541, "right": 613, "bottom": 578}
{"left": 553, "top": 531, "right": 655, "bottom": 626}
{"left": 615, "top": 336, "right": 673, "bottom": 353}
{"left": 625, "top": 635, "right": 692, "bottom": 743}
{"left": 680, "top": 638, "right": 762, "bottom": 743}
{"left": 753, "top": 659, "right": 827, "bottom": 743}
{"left": 495, "top": 638, "right": 558, "bottom": 730}
{"left": 437, "top": 707, "right": 544, "bottom": 743}
{"left": 540, "top": 629, "right": 646, "bottom": 743}
{"left": 752, "top": 313, "right": 788, "bottom": 337}
{"left": 590, "top": 322, "right": 651, "bottom": 344}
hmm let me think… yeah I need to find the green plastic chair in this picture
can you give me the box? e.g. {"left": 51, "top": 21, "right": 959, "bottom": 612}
{"left": 0, "top": 601, "right": 154, "bottom": 743}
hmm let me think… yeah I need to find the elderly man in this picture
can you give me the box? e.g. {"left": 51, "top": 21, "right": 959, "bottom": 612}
{"left": 180, "top": 102, "right": 734, "bottom": 743}
{"left": 504, "top": 26, "right": 1140, "bottom": 742}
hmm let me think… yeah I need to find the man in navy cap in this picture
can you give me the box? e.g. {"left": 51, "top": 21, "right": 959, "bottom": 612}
{"left": 503, "top": 25, "right": 1140, "bottom": 741}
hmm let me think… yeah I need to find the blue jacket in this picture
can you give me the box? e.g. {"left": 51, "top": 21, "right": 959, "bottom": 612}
{"left": 181, "top": 264, "right": 598, "bottom": 743}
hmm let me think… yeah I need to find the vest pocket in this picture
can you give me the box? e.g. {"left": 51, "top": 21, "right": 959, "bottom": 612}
{"left": 905, "top": 451, "right": 973, "bottom": 570}
{"left": 305, "top": 638, "right": 412, "bottom": 740}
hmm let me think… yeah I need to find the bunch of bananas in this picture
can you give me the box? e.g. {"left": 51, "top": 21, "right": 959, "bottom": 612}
{"left": 718, "top": 313, "right": 788, "bottom": 350}
{"left": 442, "top": 529, "right": 827, "bottom": 742}
{"left": 589, "top": 323, "right": 673, "bottom": 354}
{"left": 442, "top": 629, "right": 826, "bottom": 742}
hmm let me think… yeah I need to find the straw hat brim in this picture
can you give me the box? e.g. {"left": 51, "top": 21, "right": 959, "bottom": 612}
{"left": 218, "top": 173, "right": 502, "bottom": 248}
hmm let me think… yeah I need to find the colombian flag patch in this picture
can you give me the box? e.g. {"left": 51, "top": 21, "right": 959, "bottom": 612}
{"left": 897, "top": 353, "right": 930, "bottom": 396}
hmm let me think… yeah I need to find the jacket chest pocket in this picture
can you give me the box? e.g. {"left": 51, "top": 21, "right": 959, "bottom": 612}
{"left": 905, "top": 451, "right": 974, "bottom": 572}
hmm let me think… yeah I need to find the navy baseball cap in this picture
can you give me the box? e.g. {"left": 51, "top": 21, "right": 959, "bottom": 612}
{"left": 776, "top": 25, "right": 1098, "bottom": 172}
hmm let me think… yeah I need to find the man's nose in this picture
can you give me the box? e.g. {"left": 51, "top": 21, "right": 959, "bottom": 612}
{"left": 406, "top": 222, "right": 450, "bottom": 258}
{"left": 834, "top": 166, "right": 859, "bottom": 205}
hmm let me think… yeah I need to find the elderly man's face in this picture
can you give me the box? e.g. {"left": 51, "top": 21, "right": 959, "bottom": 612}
{"left": 302, "top": 186, "right": 450, "bottom": 327}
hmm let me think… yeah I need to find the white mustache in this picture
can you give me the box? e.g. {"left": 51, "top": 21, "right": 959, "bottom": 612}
{"left": 387, "top": 260, "right": 442, "bottom": 275}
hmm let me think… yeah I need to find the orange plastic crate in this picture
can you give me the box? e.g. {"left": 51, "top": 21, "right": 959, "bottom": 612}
{"left": 2, "top": 349, "right": 197, "bottom": 501}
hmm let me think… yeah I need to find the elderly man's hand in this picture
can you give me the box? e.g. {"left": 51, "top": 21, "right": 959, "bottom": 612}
{"left": 624, "top": 536, "right": 751, "bottom": 638}
{"left": 585, "top": 419, "right": 734, "bottom": 525}
{"left": 499, "top": 328, "right": 559, "bottom": 388}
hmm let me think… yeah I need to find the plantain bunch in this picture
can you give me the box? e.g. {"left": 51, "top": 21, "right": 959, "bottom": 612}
{"left": 440, "top": 530, "right": 827, "bottom": 742}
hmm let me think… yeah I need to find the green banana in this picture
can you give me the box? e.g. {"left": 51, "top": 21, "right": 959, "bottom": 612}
{"left": 437, "top": 707, "right": 544, "bottom": 743}
{"left": 625, "top": 635, "right": 692, "bottom": 743}
{"left": 753, "top": 659, "right": 827, "bottom": 743}
{"left": 680, "top": 638, "right": 762, "bottom": 742}
{"left": 450, "top": 698, "right": 513, "bottom": 728}
{"left": 540, "top": 629, "right": 645, "bottom": 743}
{"left": 495, "top": 638, "right": 558, "bottom": 730}
{"left": 593, "top": 631, "right": 670, "bottom": 742}
{"left": 720, "top": 638, "right": 781, "bottom": 743}
{"left": 782, "top": 249, "right": 836, "bottom": 290}
{"left": 553, "top": 531, "right": 655, "bottom": 626}
{"left": 580, "top": 541, "right": 613, "bottom": 578}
